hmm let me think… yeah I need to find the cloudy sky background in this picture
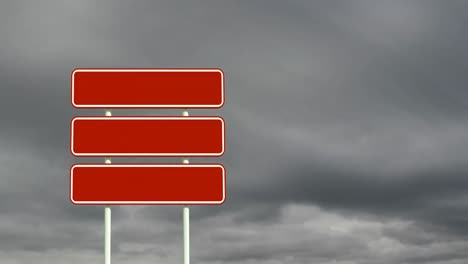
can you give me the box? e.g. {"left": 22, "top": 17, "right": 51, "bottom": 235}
{"left": 1, "top": 0, "right": 468, "bottom": 263}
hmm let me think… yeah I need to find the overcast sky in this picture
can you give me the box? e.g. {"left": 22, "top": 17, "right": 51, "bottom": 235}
{"left": 1, "top": 0, "right": 468, "bottom": 263}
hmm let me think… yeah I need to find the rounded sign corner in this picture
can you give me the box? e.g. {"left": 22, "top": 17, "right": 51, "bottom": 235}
{"left": 71, "top": 68, "right": 80, "bottom": 76}
{"left": 215, "top": 149, "right": 225, "bottom": 157}
{"left": 216, "top": 116, "right": 226, "bottom": 123}
{"left": 70, "top": 116, "right": 78, "bottom": 123}
{"left": 69, "top": 193, "right": 80, "bottom": 205}
{"left": 71, "top": 100, "right": 80, "bottom": 108}
{"left": 217, "top": 99, "right": 225, "bottom": 109}
{"left": 217, "top": 163, "right": 226, "bottom": 173}
{"left": 217, "top": 189, "right": 227, "bottom": 205}
{"left": 70, "top": 147, "right": 80, "bottom": 157}
{"left": 214, "top": 68, "right": 224, "bottom": 78}
{"left": 70, "top": 164, "right": 78, "bottom": 171}
{"left": 71, "top": 69, "right": 80, "bottom": 81}
{"left": 217, "top": 196, "right": 226, "bottom": 205}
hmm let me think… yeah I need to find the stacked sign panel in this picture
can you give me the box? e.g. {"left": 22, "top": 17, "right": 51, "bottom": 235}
{"left": 71, "top": 116, "right": 225, "bottom": 157}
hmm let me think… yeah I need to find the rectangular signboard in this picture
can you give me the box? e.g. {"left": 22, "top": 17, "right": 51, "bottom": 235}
{"left": 71, "top": 116, "right": 224, "bottom": 157}
{"left": 70, "top": 164, "right": 225, "bottom": 205}
{"left": 71, "top": 68, "right": 224, "bottom": 108}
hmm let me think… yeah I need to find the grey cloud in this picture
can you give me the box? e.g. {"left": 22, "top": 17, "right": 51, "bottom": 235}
{"left": 1, "top": 0, "right": 468, "bottom": 263}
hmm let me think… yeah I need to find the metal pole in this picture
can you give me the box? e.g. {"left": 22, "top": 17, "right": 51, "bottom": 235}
{"left": 104, "top": 206, "right": 111, "bottom": 264}
{"left": 104, "top": 110, "right": 112, "bottom": 264}
{"left": 183, "top": 206, "right": 189, "bottom": 264}
{"left": 182, "top": 110, "right": 190, "bottom": 264}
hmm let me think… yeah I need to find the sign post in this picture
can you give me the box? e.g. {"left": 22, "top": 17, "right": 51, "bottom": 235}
{"left": 183, "top": 206, "right": 189, "bottom": 264}
{"left": 182, "top": 110, "right": 190, "bottom": 264}
{"left": 70, "top": 68, "right": 226, "bottom": 264}
{"left": 104, "top": 110, "right": 112, "bottom": 264}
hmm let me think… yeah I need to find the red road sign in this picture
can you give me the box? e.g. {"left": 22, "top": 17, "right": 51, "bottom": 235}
{"left": 71, "top": 116, "right": 225, "bottom": 157}
{"left": 71, "top": 68, "right": 224, "bottom": 108}
{"left": 70, "top": 164, "right": 226, "bottom": 205}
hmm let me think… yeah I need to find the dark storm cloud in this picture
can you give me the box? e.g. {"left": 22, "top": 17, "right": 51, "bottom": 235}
{"left": 264, "top": 161, "right": 468, "bottom": 211}
{"left": 1, "top": 0, "right": 468, "bottom": 263}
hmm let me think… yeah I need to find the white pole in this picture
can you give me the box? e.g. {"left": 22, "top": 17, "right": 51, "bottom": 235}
{"left": 182, "top": 110, "right": 190, "bottom": 264}
{"left": 104, "top": 110, "right": 112, "bottom": 264}
{"left": 104, "top": 206, "right": 111, "bottom": 264}
{"left": 183, "top": 206, "right": 189, "bottom": 264}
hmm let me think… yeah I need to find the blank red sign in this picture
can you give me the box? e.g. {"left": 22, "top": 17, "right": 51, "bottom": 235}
{"left": 70, "top": 164, "right": 225, "bottom": 205}
{"left": 71, "top": 116, "right": 225, "bottom": 157}
{"left": 71, "top": 68, "right": 224, "bottom": 108}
